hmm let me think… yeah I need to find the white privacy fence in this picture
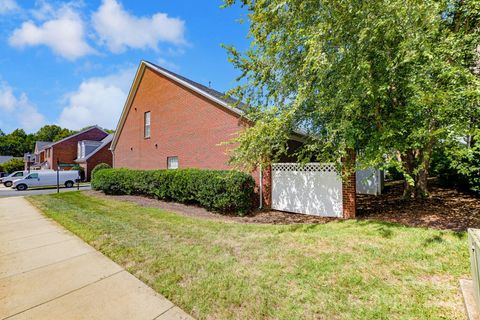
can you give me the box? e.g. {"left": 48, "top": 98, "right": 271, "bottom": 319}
{"left": 271, "top": 163, "right": 343, "bottom": 217}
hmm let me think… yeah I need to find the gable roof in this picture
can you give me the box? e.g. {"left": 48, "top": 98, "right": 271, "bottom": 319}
{"left": 111, "top": 61, "right": 249, "bottom": 151}
{"left": 75, "top": 134, "right": 113, "bottom": 162}
{"left": 35, "top": 141, "right": 52, "bottom": 152}
{"left": 46, "top": 126, "right": 107, "bottom": 149}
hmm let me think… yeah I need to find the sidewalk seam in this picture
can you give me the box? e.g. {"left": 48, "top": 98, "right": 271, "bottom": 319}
{"left": 1, "top": 230, "right": 64, "bottom": 242}
{"left": 152, "top": 305, "right": 176, "bottom": 319}
{"left": 0, "top": 250, "right": 94, "bottom": 281}
{"left": 2, "top": 270, "right": 124, "bottom": 320}
{"left": 0, "top": 228, "right": 63, "bottom": 242}
{"left": 0, "top": 238, "right": 77, "bottom": 258}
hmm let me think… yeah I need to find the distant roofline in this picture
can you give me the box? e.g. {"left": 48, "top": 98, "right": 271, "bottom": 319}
{"left": 46, "top": 126, "right": 107, "bottom": 149}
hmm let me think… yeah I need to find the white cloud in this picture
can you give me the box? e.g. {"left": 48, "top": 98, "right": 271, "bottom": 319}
{"left": 0, "top": 82, "right": 46, "bottom": 132}
{"left": 58, "top": 68, "right": 135, "bottom": 130}
{"left": 0, "top": 0, "right": 19, "bottom": 14}
{"left": 0, "top": 84, "right": 17, "bottom": 111}
{"left": 92, "top": 0, "right": 185, "bottom": 53}
{"left": 8, "top": 4, "right": 94, "bottom": 60}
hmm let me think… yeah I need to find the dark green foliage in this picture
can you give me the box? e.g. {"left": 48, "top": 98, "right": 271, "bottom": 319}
{"left": 35, "top": 125, "right": 76, "bottom": 142}
{"left": 431, "top": 139, "right": 480, "bottom": 195}
{"left": 91, "top": 163, "right": 111, "bottom": 181}
{"left": 92, "top": 168, "right": 255, "bottom": 215}
{"left": 0, "top": 129, "right": 35, "bottom": 157}
{"left": 0, "top": 125, "right": 77, "bottom": 157}
{"left": 2, "top": 158, "right": 24, "bottom": 173}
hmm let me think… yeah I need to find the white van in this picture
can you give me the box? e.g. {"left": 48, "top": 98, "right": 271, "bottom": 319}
{"left": 1, "top": 171, "right": 29, "bottom": 187}
{"left": 13, "top": 171, "right": 80, "bottom": 191}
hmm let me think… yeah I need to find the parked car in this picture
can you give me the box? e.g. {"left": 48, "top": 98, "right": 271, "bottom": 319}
{"left": 2, "top": 171, "right": 29, "bottom": 187}
{"left": 13, "top": 171, "right": 80, "bottom": 191}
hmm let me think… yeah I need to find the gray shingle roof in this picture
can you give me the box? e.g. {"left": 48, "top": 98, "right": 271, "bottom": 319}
{"left": 0, "top": 156, "right": 14, "bottom": 165}
{"left": 35, "top": 141, "right": 52, "bottom": 152}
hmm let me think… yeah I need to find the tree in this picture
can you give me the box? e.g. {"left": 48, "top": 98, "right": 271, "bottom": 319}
{"left": 223, "top": 0, "right": 480, "bottom": 198}
{"left": 35, "top": 125, "right": 75, "bottom": 142}
{"left": 2, "top": 158, "right": 24, "bottom": 173}
{"left": 0, "top": 129, "right": 34, "bottom": 157}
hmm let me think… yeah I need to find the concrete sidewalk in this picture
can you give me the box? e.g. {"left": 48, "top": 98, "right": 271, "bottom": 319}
{"left": 0, "top": 197, "right": 193, "bottom": 320}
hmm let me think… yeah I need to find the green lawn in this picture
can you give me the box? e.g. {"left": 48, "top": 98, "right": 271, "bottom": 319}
{"left": 28, "top": 192, "right": 470, "bottom": 320}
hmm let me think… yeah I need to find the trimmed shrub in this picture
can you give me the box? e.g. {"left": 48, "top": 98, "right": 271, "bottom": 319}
{"left": 92, "top": 168, "right": 255, "bottom": 215}
{"left": 91, "top": 163, "right": 111, "bottom": 180}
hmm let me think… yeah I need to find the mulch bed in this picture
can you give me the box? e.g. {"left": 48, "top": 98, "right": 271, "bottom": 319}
{"left": 87, "top": 181, "right": 480, "bottom": 231}
{"left": 86, "top": 190, "right": 335, "bottom": 225}
{"left": 357, "top": 181, "right": 480, "bottom": 231}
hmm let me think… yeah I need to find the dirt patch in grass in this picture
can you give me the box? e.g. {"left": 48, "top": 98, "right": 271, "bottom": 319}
{"left": 357, "top": 180, "right": 480, "bottom": 231}
{"left": 86, "top": 190, "right": 335, "bottom": 225}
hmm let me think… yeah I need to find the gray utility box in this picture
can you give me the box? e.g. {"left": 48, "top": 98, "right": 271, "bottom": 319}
{"left": 468, "top": 228, "right": 480, "bottom": 311}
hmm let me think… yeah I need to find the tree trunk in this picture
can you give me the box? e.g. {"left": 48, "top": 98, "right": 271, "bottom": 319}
{"left": 401, "top": 150, "right": 416, "bottom": 198}
{"left": 415, "top": 168, "right": 429, "bottom": 198}
{"left": 399, "top": 149, "right": 430, "bottom": 199}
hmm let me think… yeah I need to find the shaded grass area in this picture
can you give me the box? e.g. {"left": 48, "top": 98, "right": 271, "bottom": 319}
{"left": 29, "top": 192, "right": 469, "bottom": 320}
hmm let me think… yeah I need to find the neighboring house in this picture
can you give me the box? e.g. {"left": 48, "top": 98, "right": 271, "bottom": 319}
{"left": 111, "top": 61, "right": 357, "bottom": 218}
{"left": 27, "top": 126, "right": 112, "bottom": 180}
{"left": 75, "top": 134, "right": 113, "bottom": 180}
{"left": 25, "top": 141, "right": 52, "bottom": 170}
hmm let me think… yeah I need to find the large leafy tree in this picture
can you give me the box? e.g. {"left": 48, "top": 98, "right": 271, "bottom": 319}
{"left": 224, "top": 0, "right": 480, "bottom": 197}
{"left": 35, "top": 125, "right": 75, "bottom": 142}
{"left": 0, "top": 125, "right": 76, "bottom": 157}
{"left": 0, "top": 129, "right": 34, "bottom": 157}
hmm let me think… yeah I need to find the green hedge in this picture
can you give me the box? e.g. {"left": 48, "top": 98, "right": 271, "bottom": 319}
{"left": 91, "top": 168, "right": 255, "bottom": 215}
{"left": 91, "top": 163, "right": 111, "bottom": 180}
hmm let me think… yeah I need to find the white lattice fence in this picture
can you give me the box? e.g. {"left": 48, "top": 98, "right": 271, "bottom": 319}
{"left": 271, "top": 163, "right": 343, "bottom": 217}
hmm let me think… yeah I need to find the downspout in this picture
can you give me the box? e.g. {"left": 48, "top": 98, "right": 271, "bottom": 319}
{"left": 259, "top": 164, "right": 263, "bottom": 209}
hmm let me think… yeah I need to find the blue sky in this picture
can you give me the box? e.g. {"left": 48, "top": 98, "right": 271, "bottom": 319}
{"left": 0, "top": 0, "right": 250, "bottom": 133}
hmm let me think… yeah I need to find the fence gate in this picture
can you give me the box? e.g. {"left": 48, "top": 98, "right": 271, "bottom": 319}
{"left": 271, "top": 163, "right": 343, "bottom": 217}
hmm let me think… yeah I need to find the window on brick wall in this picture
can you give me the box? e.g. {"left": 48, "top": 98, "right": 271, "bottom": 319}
{"left": 167, "top": 156, "right": 178, "bottom": 169}
{"left": 144, "top": 111, "right": 151, "bottom": 138}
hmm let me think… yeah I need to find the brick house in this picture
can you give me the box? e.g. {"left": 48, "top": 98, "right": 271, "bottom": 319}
{"left": 28, "top": 126, "right": 113, "bottom": 181}
{"left": 111, "top": 61, "right": 356, "bottom": 218}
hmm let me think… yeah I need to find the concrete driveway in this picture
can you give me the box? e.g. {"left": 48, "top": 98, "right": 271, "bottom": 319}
{"left": 0, "top": 184, "right": 91, "bottom": 198}
{"left": 0, "top": 197, "right": 193, "bottom": 320}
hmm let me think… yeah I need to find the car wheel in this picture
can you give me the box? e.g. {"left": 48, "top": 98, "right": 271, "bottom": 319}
{"left": 65, "top": 181, "right": 74, "bottom": 188}
{"left": 16, "top": 184, "right": 27, "bottom": 191}
{"left": 4, "top": 181, "right": 12, "bottom": 187}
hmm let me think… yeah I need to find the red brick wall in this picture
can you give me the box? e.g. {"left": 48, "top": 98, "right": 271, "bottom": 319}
{"left": 114, "top": 68, "right": 248, "bottom": 171}
{"left": 47, "top": 128, "right": 108, "bottom": 170}
{"left": 342, "top": 150, "right": 357, "bottom": 219}
{"left": 85, "top": 142, "right": 113, "bottom": 181}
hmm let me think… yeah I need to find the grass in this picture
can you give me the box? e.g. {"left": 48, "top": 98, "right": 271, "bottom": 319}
{"left": 28, "top": 192, "right": 470, "bottom": 320}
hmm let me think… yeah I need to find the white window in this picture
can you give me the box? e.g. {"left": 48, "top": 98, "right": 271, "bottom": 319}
{"left": 144, "top": 111, "right": 151, "bottom": 138}
{"left": 167, "top": 156, "right": 178, "bottom": 169}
